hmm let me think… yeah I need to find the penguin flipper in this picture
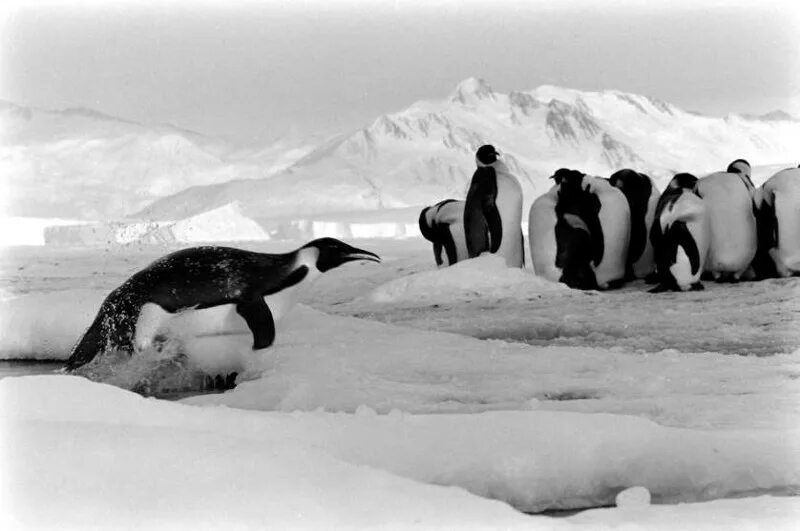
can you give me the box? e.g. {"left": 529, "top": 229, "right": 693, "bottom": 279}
{"left": 439, "top": 225, "right": 459, "bottom": 265}
{"left": 484, "top": 202, "right": 503, "bottom": 254}
{"left": 236, "top": 299, "right": 275, "bottom": 350}
{"left": 669, "top": 221, "right": 701, "bottom": 276}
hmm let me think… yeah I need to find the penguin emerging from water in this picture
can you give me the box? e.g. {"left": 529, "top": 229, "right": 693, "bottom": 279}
{"left": 608, "top": 169, "right": 660, "bottom": 280}
{"left": 649, "top": 173, "right": 711, "bottom": 292}
{"left": 418, "top": 199, "right": 468, "bottom": 267}
{"left": 64, "top": 238, "right": 381, "bottom": 373}
{"left": 696, "top": 170, "right": 758, "bottom": 281}
{"left": 752, "top": 167, "right": 800, "bottom": 278}
{"left": 463, "top": 145, "right": 525, "bottom": 268}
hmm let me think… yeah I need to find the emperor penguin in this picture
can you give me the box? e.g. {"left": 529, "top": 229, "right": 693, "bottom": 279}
{"left": 696, "top": 170, "right": 758, "bottom": 281}
{"left": 608, "top": 169, "right": 660, "bottom": 280}
{"left": 528, "top": 184, "right": 561, "bottom": 282}
{"left": 549, "top": 168, "right": 630, "bottom": 289}
{"left": 649, "top": 173, "right": 711, "bottom": 292}
{"left": 463, "top": 144, "right": 525, "bottom": 268}
{"left": 418, "top": 199, "right": 468, "bottom": 267}
{"left": 752, "top": 167, "right": 800, "bottom": 278}
{"left": 726, "top": 158, "right": 756, "bottom": 196}
{"left": 64, "top": 238, "right": 381, "bottom": 374}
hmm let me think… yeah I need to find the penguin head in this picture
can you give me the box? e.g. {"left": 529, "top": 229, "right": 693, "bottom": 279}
{"left": 475, "top": 145, "right": 500, "bottom": 166}
{"left": 726, "top": 158, "right": 751, "bottom": 177}
{"left": 550, "top": 168, "right": 585, "bottom": 188}
{"left": 302, "top": 238, "right": 381, "bottom": 272}
{"left": 667, "top": 172, "right": 698, "bottom": 190}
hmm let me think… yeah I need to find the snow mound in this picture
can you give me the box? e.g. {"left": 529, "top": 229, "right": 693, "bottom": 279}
{"left": 370, "top": 254, "right": 571, "bottom": 303}
{"left": 168, "top": 201, "right": 269, "bottom": 242}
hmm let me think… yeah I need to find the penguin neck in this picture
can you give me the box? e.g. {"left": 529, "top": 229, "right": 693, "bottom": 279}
{"left": 293, "top": 247, "right": 322, "bottom": 279}
{"left": 476, "top": 159, "right": 510, "bottom": 175}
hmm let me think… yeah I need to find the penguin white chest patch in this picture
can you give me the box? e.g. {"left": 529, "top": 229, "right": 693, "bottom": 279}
{"left": 265, "top": 247, "right": 321, "bottom": 322}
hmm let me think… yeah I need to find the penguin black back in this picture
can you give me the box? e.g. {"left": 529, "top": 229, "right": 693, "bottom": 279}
{"left": 608, "top": 169, "right": 654, "bottom": 267}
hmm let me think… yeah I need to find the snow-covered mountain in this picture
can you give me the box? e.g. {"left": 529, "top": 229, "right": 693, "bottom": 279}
{"left": 0, "top": 101, "right": 313, "bottom": 220}
{"left": 137, "top": 77, "right": 800, "bottom": 222}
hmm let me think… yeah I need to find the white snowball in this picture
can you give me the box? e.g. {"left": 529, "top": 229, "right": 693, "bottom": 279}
{"left": 615, "top": 486, "right": 651, "bottom": 507}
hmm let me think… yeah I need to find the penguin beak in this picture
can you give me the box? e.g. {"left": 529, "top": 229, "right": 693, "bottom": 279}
{"left": 343, "top": 246, "right": 381, "bottom": 264}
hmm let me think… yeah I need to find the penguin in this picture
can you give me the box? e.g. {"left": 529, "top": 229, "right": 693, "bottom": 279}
{"left": 696, "top": 170, "right": 758, "bottom": 281}
{"left": 752, "top": 167, "right": 800, "bottom": 278}
{"left": 528, "top": 184, "right": 562, "bottom": 282}
{"left": 649, "top": 173, "right": 711, "bottom": 292}
{"left": 64, "top": 238, "right": 381, "bottom": 374}
{"left": 548, "top": 168, "right": 630, "bottom": 289}
{"left": 608, "top": 169, "right": 660, "bottom": 280}
{"left": 726, "top": 158, "right": 756, "bottom": 195}
{"left": 418, "top": 199, "right": 468, "bottom": 267}
{"left": 463, "top": 144, "right": 525, "bottom": 268}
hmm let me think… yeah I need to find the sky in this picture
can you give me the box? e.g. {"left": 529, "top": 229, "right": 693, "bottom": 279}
{"left": 1, "top": 0, "right": 799, "bottom": 145}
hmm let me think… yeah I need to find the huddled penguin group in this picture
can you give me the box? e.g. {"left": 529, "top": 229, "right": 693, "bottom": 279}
{"left": 421, "top": 146, "right": 800, "bottom": 292}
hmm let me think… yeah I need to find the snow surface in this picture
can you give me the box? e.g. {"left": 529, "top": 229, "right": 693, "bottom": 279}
{"left": 2, "top": 376, "right": 800, "bottom": 529}
{"left": 2, "top": 238, "right": 799, "bottom": 527}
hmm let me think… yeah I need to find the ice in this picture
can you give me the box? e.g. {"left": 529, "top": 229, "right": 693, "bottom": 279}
{"left": 1, "top": 239, "right": 799, "bottom": 527}
{"left": 3, "top": 375, "right": 800, "bottom": 525}
{"left": 615, "top": 486, "right": 652, "bottom": 507}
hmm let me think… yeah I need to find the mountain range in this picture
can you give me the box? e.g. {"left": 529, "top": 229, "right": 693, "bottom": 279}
{"left": 2, "top": 79, "right": 798, "bottom": 224}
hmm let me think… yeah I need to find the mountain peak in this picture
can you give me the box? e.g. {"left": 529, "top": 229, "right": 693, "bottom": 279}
{"left": 449, "top": 77, "right": 495, "bottom": 104}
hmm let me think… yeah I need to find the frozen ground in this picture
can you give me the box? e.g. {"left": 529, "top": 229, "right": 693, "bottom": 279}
{"left": 1, "top": 238, "right": 799, "bottom": 527}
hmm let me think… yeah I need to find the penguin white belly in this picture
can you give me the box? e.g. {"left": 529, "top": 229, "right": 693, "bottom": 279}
{"left": 494, "top": 174, "right": 524, "bottom": 267}
{"left": 772, "top": 193, "right": 800, "bottom": 275}
{"left": 587, "top": 179, "right": 630, "bottom": 287}
{"left": 632, "top": 189, "right": 659, "bottom": 278}
{"left": 698, "top": 174, "right": 757, "bottom": 276}
{"left": 449, "top": 222, "right": 469, "bottom": 263}
{"left": 669, "top": 246, "right": 694, "bottom": 290}
{"left": 529, "top": 190, "right": 561, "bottom": 281}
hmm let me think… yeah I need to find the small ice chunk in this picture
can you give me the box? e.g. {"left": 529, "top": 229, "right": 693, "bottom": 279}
{"left": 615, "top": 486, "right": 651, "bottom": 507}
{"left": 355, "top": 404, "right": 377, "bottom": 417}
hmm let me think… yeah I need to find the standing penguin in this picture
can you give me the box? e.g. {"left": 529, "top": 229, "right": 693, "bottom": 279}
{"left": 547, "top": 168, "right": 630, "bottom": 289}
{"left": 463, "top": 145, "right": 525, "bottom": 268}
{"left": 726, "top": 158, "right": 756, "bottom": 195}
{"left": 64, "top": 238, "right": 381, "bottom": 374}
{"left": 696, "top": 170, "right": 758, "bottom": 281}
{"left": 649, "top": 173, "right": 711, "bottom": 292}
{"left": 752, "top": 167, "right": 800, "bottom": 277}
{"left": 418, "top": 199, "right": 468, "bottom": 267}
{"left": 528, "top": 184, "right": 562, "bottom": 282}
{"left": 608, "top": 169, "right": 660, "bottom": 280}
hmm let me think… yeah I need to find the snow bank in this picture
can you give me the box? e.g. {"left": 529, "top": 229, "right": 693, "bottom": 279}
{"left": 268, "top": 218, "right": 419, "bottom": 241}
{"left": 2, "top": 375, "right": 799, "bottom": 527}
{"left": 370, "top": 254, "right": 570, "bottom": 303}
{"left": 0, "top": 289, "right": 104, "bottom": 359}
{"left": 0, "top": 217, "right": 84, "bottom": 247}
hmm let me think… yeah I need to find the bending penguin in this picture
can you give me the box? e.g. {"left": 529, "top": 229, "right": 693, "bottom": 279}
{"left": 463, "top": 145, "right": 525, "bottom": 268}
{"left": 649, "top": 173, "right": 710, "bottom": 292}
{"left": 418, "top": 199, "right": 468, "bottom": 267}
{"left": 696, "top": 168, "right": 758, "bottom": 281}
{"left": 64, "top": 238, "right": 381, "bottom": 378}
{"left": 752, "top": 167, "right": 800, "bottom": 278}
{"left": 608, "top": 169, "right": 660, "bottom": 280}
{"left": 544, "top": 168, "right": 630, "bottom": 289}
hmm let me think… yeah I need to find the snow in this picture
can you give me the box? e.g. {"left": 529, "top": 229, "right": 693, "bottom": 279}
{"left": 2, "top": 238, "right": 799, "bottom": 528}
{"left": 2, "top": 375, "right": 800, "bottom": 529}
{"left": 0, "top": 216, "right": 84, "bottom": 246}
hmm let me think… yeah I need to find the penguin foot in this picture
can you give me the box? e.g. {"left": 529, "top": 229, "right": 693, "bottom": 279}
{"left": 643, "top": 272, "right": 660, "bottom": 285}
{"left": 690, "top": 282, "right": 705, "bottom": 291}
